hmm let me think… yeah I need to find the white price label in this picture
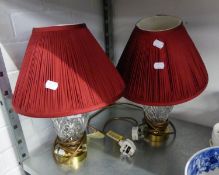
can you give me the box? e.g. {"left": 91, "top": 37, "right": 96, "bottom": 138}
{"left": 45, "top": 80, "right": 58, "bottom": 90}
{"left": 154, "top": 62, "right": 165, "bottom": 69}
{"left": 153, "top": 39, "right": 164, "bottom": 49}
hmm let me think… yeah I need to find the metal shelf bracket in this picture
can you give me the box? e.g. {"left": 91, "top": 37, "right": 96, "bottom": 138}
{"left": 103, "top": 0, "right": 114, "bottom": 63}
{"left": 0, "top": 48, "right": 29, "bottom": 164}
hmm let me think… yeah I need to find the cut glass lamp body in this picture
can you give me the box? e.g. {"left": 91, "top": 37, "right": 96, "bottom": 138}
{"left": 143, "top": 106, "right": 173, "bottom": 124}
{"left": 143, "top": 106, "right": 174, "bottom": 145}
{"left": 52, "top": 114, "right": 87, "bottom": 142}
{"left": 52, "top": 114, "right": 88, "bottom": 166}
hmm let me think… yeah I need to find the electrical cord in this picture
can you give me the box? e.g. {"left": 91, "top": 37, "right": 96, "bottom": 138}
{"left": 87, "top": 117, "right": 139, "bottom": 136}
{"left": 169, "top": 120, "right": 176, "bottom": 138}
{"left": 87, "top": 102, "right": 176, "bottom": 145}
{"left": 87, "top": 109, "right": 139, "bottom": 158}
{"left": 87, "top": 102, "right": 143, "bottom": 134}
{"left": 102, "top": 117, "right": 138, "bottom": 133}
{"left": 87, "top": 102, "right": 143, "bottom": 127}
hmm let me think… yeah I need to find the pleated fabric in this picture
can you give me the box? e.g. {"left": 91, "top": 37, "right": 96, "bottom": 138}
{"left": 12, "top": 24, "right": 125, "bottom": 118}
{"left": 117, "top": 23, "right": 208, "bottom": 106}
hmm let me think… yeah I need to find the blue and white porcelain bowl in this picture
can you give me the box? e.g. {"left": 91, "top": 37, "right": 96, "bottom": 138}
{"left": 185, "top": 147, "right": 219, "bottom": 175}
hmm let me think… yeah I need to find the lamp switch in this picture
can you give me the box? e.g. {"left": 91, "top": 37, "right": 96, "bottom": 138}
{"left": 132, "top": 127, "right": 139, "bottom": 141}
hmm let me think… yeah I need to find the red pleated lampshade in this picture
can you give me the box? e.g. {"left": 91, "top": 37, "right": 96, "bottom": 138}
{"left": 117, "top": 16, "right": 208, "bottom": 106}
{"left": 12, "top": 24, "right": 125, "bottom": 118}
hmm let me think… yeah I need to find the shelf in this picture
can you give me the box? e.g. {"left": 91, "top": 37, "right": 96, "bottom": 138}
{"left": 23, "top": 107, "right": 211, "bottom": 175}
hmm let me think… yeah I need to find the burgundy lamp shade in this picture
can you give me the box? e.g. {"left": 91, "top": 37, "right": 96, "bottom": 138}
{"left": 117, "top": 16, "right": 208, "bottom": 106}
{"left": 12, "top": 24, "right": 124, "bottom": 118}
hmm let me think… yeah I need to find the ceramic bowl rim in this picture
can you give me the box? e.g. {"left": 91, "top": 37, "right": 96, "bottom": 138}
{"left": 184, "top": 146, "right": 219, "bottom": 175}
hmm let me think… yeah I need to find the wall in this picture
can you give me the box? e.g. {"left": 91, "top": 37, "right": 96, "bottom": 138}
{"left": 0, "top": 0, "right": 103, "bottom": 174}
{"left": 113, "top": 0, "right": 219, "bottom": 127}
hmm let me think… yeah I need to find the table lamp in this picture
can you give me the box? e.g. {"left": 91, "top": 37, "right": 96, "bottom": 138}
{"left": 117, "top": 15, "right": 208, "bottom": 144}
{"left": 12, "top": 24, "right": 125, "bottom": 166}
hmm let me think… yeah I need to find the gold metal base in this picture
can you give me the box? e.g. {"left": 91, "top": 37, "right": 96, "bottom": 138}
{"left": 54, "top": 150, "right": 87, "bottom": 165}
{"left": 145, "top": 129, "right": 170, "bottom": 147}
{"left": 148, "top": 133, "right": 169, "bottom": 142}
{"left": 144, "top": 119, "right": 173, "bottom": 147}
{"left": 53, "top": 132, "right": 87, "bottom": 168}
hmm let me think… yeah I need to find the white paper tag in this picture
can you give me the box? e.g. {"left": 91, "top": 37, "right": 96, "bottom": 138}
{"left": 45, "top": 80, "right": 58, "bottom": 90}
{"left": 153, "top": 39, "right": 164, "bottom": 49}
{"left": 154, "top": 62, "right": 165, "bottom": 69}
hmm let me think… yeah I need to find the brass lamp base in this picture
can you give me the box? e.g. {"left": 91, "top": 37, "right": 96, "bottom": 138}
{"left": 144, "top": 129, "right": 170, "bottom": 147}
{"left": 147, "top": 132, "right": 169, "bottom": 142}
{"left": 53, "top": 132, "right": 87, "bottom": 168}
{"left": 144, "top": 119, "right": 173, "bottom": 147}
{"left": 54, "top": 150, "right": 87, "bottom": 166}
